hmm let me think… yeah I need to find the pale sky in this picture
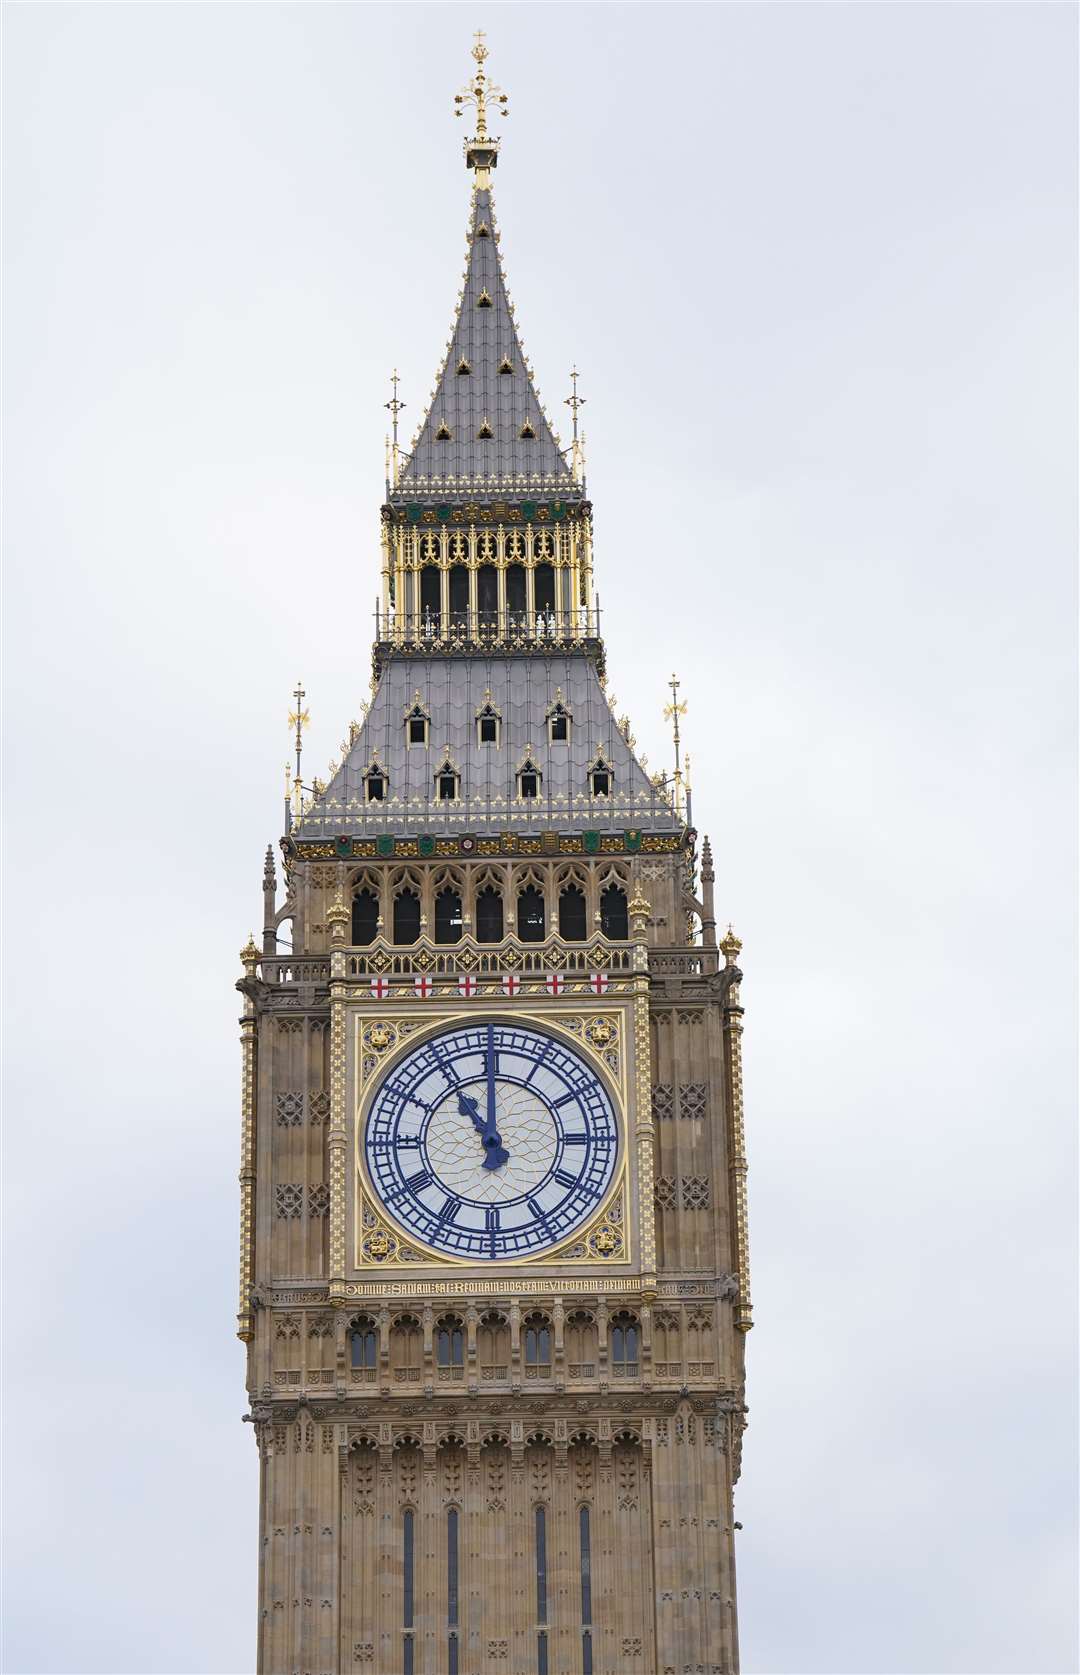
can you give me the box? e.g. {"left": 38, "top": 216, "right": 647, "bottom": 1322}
{"left": 2, "top": 4, "right": 1077, "bottom": 1673}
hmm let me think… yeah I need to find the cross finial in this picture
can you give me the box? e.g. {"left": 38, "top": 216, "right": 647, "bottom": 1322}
{"left": 663, "top": 674, "right": 689, "bottom": 822}
{"left": 454, "top": 32, "right": 508, "bottom": 179}
{"left": 288, "top": 680, "right": 310, "bottom": 806}
{"left": 385, "top": 369, "right": 406, "bottom": 485}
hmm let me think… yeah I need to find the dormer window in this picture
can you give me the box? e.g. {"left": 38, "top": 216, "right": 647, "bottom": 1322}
{"left": 404, "top": 694, "right": 430, "bottom": 748}
{"left": 364, "top": 761, "right": 388, "bottom": 802}
{"left": 498, "top": 356, "right": 513, "bottom": 375}
{"left": 476, "top": 692, "right": 501, "bottom": 747}
{"left": 477, "top": 418, "right": 493, "bottom": 439}
{"left": 517, "top": 753, "right": 541, "bottom": 800}
{"left": 519, "top": 420, "right": 536, "bottom": 439}
{"left": 590, "top": 756, "right": 613, "bottom": 797}
{"left": 435, "top": 756, "right": 461, "bottom": 802}
{"left": 435, "top": 420, "right": 452, "bottom": 441}
{"left": 546, "top": 690, "right": 572, "bottom": 744}
{"left": 477, "top": 288, "right": 493, "bottom": 309}
{"left": 476, "top": 220, "right": 491, "bottom": 238}
{"left": 456, "top": 357, "right": 471, "bottom": 375}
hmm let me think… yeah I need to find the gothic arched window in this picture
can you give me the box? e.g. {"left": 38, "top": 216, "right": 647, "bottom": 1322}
{"left": 523, "top": 1313, "right": 552, "bottom": 1375}
{"left": 436, "top": 1316, "right": 465, "bottom": 1371}
{"left": 350, "top": 1316, "right": 377, "bottom": 1370}
{"left": 351, "top": 888, "right": 379, "bottom": 946}
{"left": 475, "top": 886, "right": 504, "bottom": 944}
{"left": 610, "top": 1311, "right": 639, "bottom": 1375}
{"left": 517, "top": 884, "right": 545, "bottom": 942}
{"left": 600, "top": 884, "right": 628, "bottom": 940}
{"left": 434, "top": 887, "right": 463, "bottom": 945}
{"left": 558, "top": 885, "right": 587, "bottom": 942}
{"left": 365, "top": 762, "right": 387, "bottom": 802}
{"left": 393, "top": 889, "right": 421, "bottom": 945}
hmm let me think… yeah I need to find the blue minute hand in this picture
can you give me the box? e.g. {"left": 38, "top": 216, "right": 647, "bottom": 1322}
{"left": 481, "top": 1024, "right": 509, "bottom": 1171}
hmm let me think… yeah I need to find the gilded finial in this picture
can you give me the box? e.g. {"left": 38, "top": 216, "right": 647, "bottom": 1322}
{"left": 385, "top": 369, "right": 406, "bottom": 487}
{"left": 565, "top": 366, "right": 586, "bottom": 480}
{"left": 663, "top": 674, "right": 689, "bottom": 822}
{"left": 239, "top": 934, "right": 259, "bottom": 966}
{"left": 454, "top": 31, "right": 509, "bottom": 182}
{"left": 720, "top": 924, "right": 743, "bottom": 964}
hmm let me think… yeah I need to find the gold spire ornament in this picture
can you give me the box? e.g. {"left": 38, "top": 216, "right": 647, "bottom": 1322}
{"left": 385, "top": 369, "right": 406, "bottom": 487}
{"left": 663, "top": 674, "right": 689, "bottom": 822}
{"left": 565, "top": 365, "right": 586, "bottom": 480}
{"left": 454, "top": 31, "right": 509, "bottom": 183}
{"left": 288, "top": 681, "right": 309, "bottom": 818}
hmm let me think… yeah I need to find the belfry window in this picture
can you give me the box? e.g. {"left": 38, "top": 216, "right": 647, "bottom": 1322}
{"left": 434, "top": 887, "right": 463, "bottom": 945}
{"left": 393, "top": 889, "right": 421, "bottom": 945}
{"left": 600, "top": 883, "right": 629, "bottom": 940}
{"left": 558, "top": 885, "right": 587, "bottom": 942}
{"left": 364, "top": 763, "right": 387, "bottom": 802}
{"left": 476, "top": 886, "right": 503, "bottom": 943}
{"left": 517, "top": 885, "right": 545, "bottom": 943}
{"left": 351, "top": 888, "right": 379, "bottom": 946}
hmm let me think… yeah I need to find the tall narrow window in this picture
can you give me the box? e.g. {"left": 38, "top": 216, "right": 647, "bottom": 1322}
{"left": 558, "top": 885, "right": 587, "bottom": 942}
{"left": 517, "top": 886, "right": 545, "bottom": 943}
{"left": 535, "top": 1505, "right": 548, "bottom": 1675}
{"left": 350, "top": 1318, "right": 377, "bottom": 1369}
{"left": 611, "top": 1311, "right": 640, "bottom": 1375}
{"left": 579, "top": 1504, "right": 593, "bottom": 1675}
{"left": 434, "top": 888, "right": 463, "bottom": 945}
{"left": 402, "top": 1508, "right": 415, "bottom": 1675}
{"left": 449, "top": 564, "right": 469, "bottom": 628}
{"left": 420, "top": 567, "right": 441, "bottom": 634}
{"left": 351, "top": 888, "right": 379, "bottom": 946}
{"left": 365, "top": 764, "right": 387, "bottom": 802}
{"left": 447, "top": 1507, "right": 459, "bottom": 1675}
{"left": 476, "top": 886, "right": 504, "bottom": 944}
{"left": 393, "top": 889, "right": 421, "bottom": 945}
{"left": 524, "top": 1314, "right": 552, "bottom": 1376}
{"left": 518, "top": 759, "right": 540, "bottom": 799}
{"left": 600, "top": 883, "right": 629, "bottom": 940}
{"left": 436, "top": 1320, "right": 464, "bottom": 1369}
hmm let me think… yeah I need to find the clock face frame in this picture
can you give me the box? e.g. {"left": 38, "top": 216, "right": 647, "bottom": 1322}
{"left": 359, "top": 1018, "right": 622, "bottom": 1263}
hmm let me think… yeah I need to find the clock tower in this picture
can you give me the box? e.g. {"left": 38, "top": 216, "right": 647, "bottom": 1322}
{"left": 237, "top": 37, "right": 752, "bottom": 1675}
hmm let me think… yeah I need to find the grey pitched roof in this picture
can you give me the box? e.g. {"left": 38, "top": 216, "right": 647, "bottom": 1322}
{"left": 295, "top": 654, "right": 676, "bottom": 837}
{"left": 397, "top": 186, "right": 573, "bottom": 493}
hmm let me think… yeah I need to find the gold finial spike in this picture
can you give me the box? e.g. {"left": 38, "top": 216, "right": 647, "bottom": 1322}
{"left": 454, "top": 31, "right": 509, "bottom": 180}
{"left": 288, "top": 680, "right": 310, "bottom": 791}
{"left": 663, "top": 674, "right": 689, "bottom": 821}
{"left": 565, "top": 366, "right": 586, "bottom": 481}
{"left": 239, "top": 934, "right": 259, "bottom": 967}
{"left": 385, "top": 369, "right": 406, "bottom": 486}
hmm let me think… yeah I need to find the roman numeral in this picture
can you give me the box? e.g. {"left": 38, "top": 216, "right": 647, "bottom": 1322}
{"left": 438, "top": 1195, "right": 461, "bottom": 1225}
{"left": 562, "top": 1134, "right": 588, "bottom": 1145}
{"left": 553, "top": 1168, "right": 578, "bottom": 1190}
{"left": 553, "top": 1092, "right": 579, "bottom": 1109}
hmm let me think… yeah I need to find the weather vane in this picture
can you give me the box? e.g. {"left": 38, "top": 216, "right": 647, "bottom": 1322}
{"left": 454, "top": 31, "right": 508, "bottom": 180}
{"left": 663, "top": 674, "right": 689, "bottom": 821}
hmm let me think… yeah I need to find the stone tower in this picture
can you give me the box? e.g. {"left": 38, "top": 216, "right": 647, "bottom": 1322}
{"left": 237, "top": 37, "right": 752, "bottom": 1675}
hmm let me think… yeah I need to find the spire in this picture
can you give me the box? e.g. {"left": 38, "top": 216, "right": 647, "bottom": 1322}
{"left": 397, "top": 38, "right": 572, "bottom": 495}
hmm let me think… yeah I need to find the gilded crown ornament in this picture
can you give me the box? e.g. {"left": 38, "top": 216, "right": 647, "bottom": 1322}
{"left": 720, "top": 924, "right": 743, "bottom": 963}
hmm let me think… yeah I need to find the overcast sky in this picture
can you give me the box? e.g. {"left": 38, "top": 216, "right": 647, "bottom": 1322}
{"left": 2, "top": 4, "right": 1077, "bottom": 1673}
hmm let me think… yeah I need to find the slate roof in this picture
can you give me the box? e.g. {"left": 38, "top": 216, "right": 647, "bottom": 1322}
{"left": 294, "top": 654, "right": 675, "bottom": 837}
{"left": 397, "top": 186, "right": 575, "bottom": 496}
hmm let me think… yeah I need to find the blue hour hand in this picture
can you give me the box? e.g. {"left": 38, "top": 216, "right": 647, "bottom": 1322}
{"left": 457, "top": 1089, "right": 508, "bottom": 1171}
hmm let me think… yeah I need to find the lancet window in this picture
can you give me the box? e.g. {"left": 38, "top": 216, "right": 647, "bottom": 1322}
{"left": 351, "top": 886, "right": 379, "bottom": 946}
{"left": 558, "top": 883, "right": 588, "bottom": 942}
{"left": 517, "top": 881, "right": 546, "bottom": 942}
{"left": 475, "top": 883, "right": 504, "bottom": 944}
{"left": 393, "top": 887, "right": 422, "bottom": 945}
{"left": 523, "top": 1312, "right": 552, "bottom": 1377}
{"left": 600, "top": 883, "right": 629, "bottom": 940}
{"left": 349, "top": 1316, "right": 377, "bottom": 1372}
{"left": 610, "top": 1311, "right": 640, "bottom": 1377}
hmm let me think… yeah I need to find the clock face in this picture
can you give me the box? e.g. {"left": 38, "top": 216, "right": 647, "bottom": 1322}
{"left": 363, "top": 1021, "right": 619, "bottom": 1260}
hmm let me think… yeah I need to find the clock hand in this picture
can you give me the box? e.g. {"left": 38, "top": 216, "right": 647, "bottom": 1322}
{"left": 458, "top": 1089, "right": 509, "bottom": 1169}
{"left": 457, "top": 1091, "right": 486, "bottom": 1135}
{"left": 486, "top": 1023, "right": 496, "bottom": 1129}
